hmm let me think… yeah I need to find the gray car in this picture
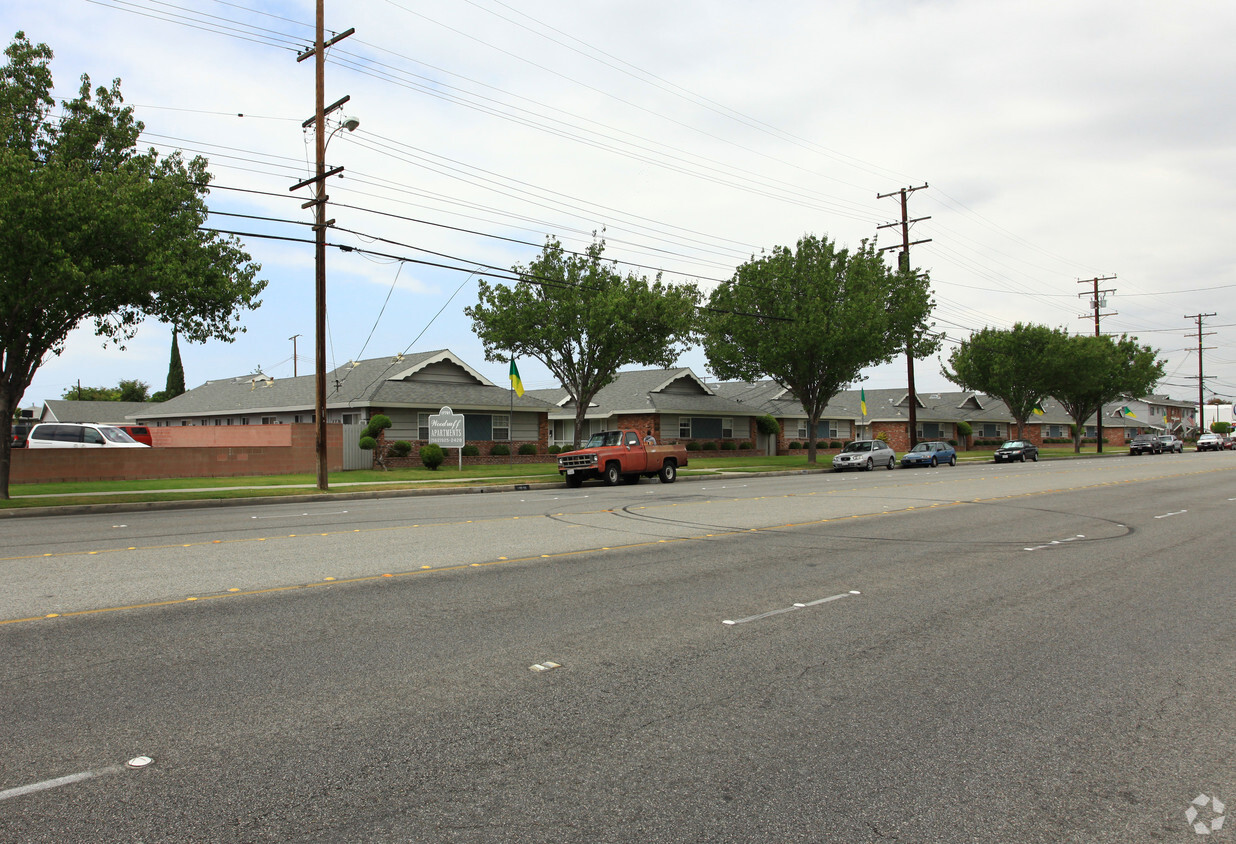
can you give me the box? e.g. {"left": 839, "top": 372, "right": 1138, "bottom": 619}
{"left": 832, "top": 439, "right": 896, "bottom": 472}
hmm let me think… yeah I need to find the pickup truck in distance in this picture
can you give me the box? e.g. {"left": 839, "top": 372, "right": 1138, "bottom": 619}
{"left": 557, "top": 430, "right": 689, "bottom": 487}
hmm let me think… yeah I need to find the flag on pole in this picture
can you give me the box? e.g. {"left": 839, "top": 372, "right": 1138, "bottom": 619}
{"left": 860, "top": 388, "right": 867, "bottom": 417}
{"left": 509, "top": 359, "right": 525, "bottom": 397}
{"left": 1120, "top": 406, "right": 1136, "bottom": 418}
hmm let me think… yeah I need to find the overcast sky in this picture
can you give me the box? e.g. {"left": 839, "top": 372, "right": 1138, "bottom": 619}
{"left": 6, "top": 0, "right": 1235, "bottom": 410}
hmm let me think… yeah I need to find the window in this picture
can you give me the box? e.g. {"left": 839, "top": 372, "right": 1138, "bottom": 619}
{"left": 341, "top": 413, "right": 360, "bottom": 425}
{"left": 625, "top": 431, "right": 640, "bottom": 447}
{"left": 722, "top": 418, "right": 733, "bottom": 439}
{"left": 418, "top": 412, "right": 430, "bottom": 441}
{"left": 240, "top": 418, "right": 249, "bottom": 426}
{"left": 917, "top": 422, "right": 944, "bottom": 440}
{"left": 796, "top": 420, "right": 808, "bottom": 440}
{"left": 492, "top": 414, "right": 510, "bottom": 441}
{"left": 262, "top": 417, "right": 276, "bottom": 425}
{"left": 680, "top": 418, "right": 692, "bottom": 439}
{"left": 978, "top": 422, "right": 1003, "bottom": 438}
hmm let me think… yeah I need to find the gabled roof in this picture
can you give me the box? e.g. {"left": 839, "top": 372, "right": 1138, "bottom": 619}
{"left": 530, "top": 368, "right": 752, "bottom": 419}
{"left": 41, "top": 400, "right": 157, "bottom": 424}
{"left": 135, "top": 349, "right": 554, "bottom": 420}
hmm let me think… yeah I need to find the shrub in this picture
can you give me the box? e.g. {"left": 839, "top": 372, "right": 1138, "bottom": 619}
{"left": 461, "top": 444, "right": 480, "bottom": 457}
{"left": 874, "top": 431, "right": 890, "bottom": 443}
{"left": 490, "top": 443, "right": 511, "bottom": 456}
{"left": 755, "top": 414, "right": 781, "bottom": 436}
{"left": 1212, "top": 421, "right": 1232, "bottom": 434}
{"left": 829, "top": 441, "right": 841, "bottom": 450}
{"left": 788, "top": 442, "right": 801, "bottom": 450}
{"left": 389, "top": 440, "right": 412, "bottom": 458}
{"left": 702, "top": 441, "right": 718, "bottom": 451}
{"left": 359, "top": 435, "right": 377, "bottom": 451}
{"left": 360, "top": 414, "right": 392, "bottom": 441}
{"left": 739, "top": 442, "right": 753, "bottom": 450}
{"left": 947, "top": 439, "right": 958, "bottom": 446}
{"left": 956, "top": 420, "right": 973, "bottom": 438}
{"left": 518, "top": 443, "right": 538, "bottom": 455}
{"left": 548, "top": 445, "right": 561, "bottom": 454}
{"left": 686, "top": 441, "right": 700, "bottom": 451}
{"left": 720, "top": 440, "right": 737, "bottom": 450}
{"left": 419, "top": 443, "right": 445, "bottom": 470}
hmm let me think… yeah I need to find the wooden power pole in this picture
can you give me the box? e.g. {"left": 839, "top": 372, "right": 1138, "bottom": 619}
{"left": 292, "top": 2, "right": 352, "bottom": 491}
{"left": 878, "top": 184, "right": 930, "bottom": 448}
{"left": 1077, "top": 275, "right": 1116, "bottom": 452}
{"left": 1185, "top": 312, "right": 1218, "bottom": 435}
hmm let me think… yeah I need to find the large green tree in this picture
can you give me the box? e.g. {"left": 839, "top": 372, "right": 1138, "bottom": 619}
{"left": 60, "top": 379, "right": 150, "bottom": 402}
{"left": 0, "top": 33, "right": 265, "bottom": 497}
{"left": 942, "top": 323, "right": 1067, "bottom": 439}
{"left": 1048, "top": 333, "right": 1164, "bottom": 453}
{"left": 465, "top": 238, "right": 699, "bottom": 447}
{"left": 703, "top": 234, "right": 936, "bottom": 463}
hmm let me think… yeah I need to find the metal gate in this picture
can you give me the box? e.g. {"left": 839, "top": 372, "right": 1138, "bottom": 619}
{"left": 341, "top": 423, "right": 371, "bottom": 470}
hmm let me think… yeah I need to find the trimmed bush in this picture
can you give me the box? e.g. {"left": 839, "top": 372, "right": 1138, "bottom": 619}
{"left": 956, "top": 420, "right": 972, "bottom": 438}
{"left": 490, "top": 443, "right": 511, "bottom": 456}
{"left": 702, "top": 441, "right": 718, "bottom": 451}
{"left": 419, "top": 443, "right": 445, "bottom": 470}
{"left": 947, "top": 439, "right": 958, "bottom": 446}
{"left": 548, "top": 445, "right": 562, "bottom": 454}
{"left": 686, "top": 441, "right": 701, "bottom": 451}
{"left": 874, "top": 431, "right": 890, "bottom": 443}
{"left": 829, "top": 441, "right": 841, "bottom": 450}
{"left": 755, "top": 414, "right": 781, "bottom": 436}
{"left": 518, "top": 443, "right": 538, "bottom": 456}
{"left": 739, "top": 442, "right": 753, "bottom": 450}
{"left": 720, "top": 441, "right": 737, "bottom": 450}
{"left": 389, "top": 440, "right": 412, "bottom": 458}
{"left": 788, "top": 442, "right": 801, "bottom": 450}
{"left": 360, "top": 414, "right": 392, "bottom": 441}
{"left": 461, "top": 444, "right": 480, "bottom": 457}
{"left": 359, "top": 435, "right": 377, "bottom": 451}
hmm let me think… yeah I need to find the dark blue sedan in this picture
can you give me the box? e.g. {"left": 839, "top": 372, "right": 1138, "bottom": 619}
{"left": 900, "top": 441, "right": 957, "bottom": 468}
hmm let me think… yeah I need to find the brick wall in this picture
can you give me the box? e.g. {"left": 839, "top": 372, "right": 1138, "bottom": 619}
{"left": 11, "top": 423, "right": 341, "bottom": 484}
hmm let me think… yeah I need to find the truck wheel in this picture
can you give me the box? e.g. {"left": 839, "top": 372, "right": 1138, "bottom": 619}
{"left": 622, "top": 473, "right": 640, "bottom": 485}
{"left": 603, "top": 463, "right": 622, "bottom": 486}
{"left": 658, "top": 461, "right": 677, "bottom": 484}
{"left": 565, "top": 473, "right": 584, "bottom": 488}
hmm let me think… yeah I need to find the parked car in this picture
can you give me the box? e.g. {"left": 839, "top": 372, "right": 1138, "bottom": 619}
{"left": 1196, "top": 433, "right": 1225, "bottom": 452}
{"left": 26, "top": 422, "right": 150, "bottom": 448}
{"left": 994, "top": 440, "right": 1038, "bottom": 463}
{"left": 1129, "top": 433, "right": 1163, "bottom": 455}
{"left": 900, "top": 441, "right": 957, "bottom": 468}
{"left": 832, "top": 439, "right": 896, "bottom": 471}
{"left": 10, "top": 418, "right": 34, "bottom": 448}
{"left": 1224, "top": 436, "right": 1235, "bottom": 450}
{"left": 1156, "top": 435, "right": 1183, "bottom": 453}
{"left": 115, "top": 424, "right": 154, "bottom": 446}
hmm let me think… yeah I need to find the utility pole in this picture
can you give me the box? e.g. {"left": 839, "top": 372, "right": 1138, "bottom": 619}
{"left": 289, "top": 334, "right": 301, "bottom": 378}
{"left": 291, "top": 2, "right": 353, "bottom": 491}
{"left": 1077, "top": 275, "right": 1116, "bottom": 452}
{"left": 878, "top": 184, "right": 931, "bottom": 448}
{"left": 1184, "top": 312, "right": 1217, "bottom": 435}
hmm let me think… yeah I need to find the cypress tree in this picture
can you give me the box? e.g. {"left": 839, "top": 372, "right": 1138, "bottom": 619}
{"left": 166, "top": 330, "right": 186, "bottom": 397}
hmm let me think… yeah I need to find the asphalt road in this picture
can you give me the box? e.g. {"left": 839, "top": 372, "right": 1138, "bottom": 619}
{"left": 2, "top": 453, "right": 1234, "bottom": 842}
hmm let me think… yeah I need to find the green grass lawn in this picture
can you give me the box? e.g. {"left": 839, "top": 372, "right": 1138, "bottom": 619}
{"left": 2, "top": 447, "right": 1117, "bottom": 509}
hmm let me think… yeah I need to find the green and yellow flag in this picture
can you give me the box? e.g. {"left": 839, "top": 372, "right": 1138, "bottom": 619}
{"left": 860, "top": 388, "right": 867, "bottom": 417}
{"left": 1032, "top": 403, "right": 1045, "bottom": 416}
{"left": 1120, "top": 406, "right": 1136, "bottom": 418}
{"left": 509, "top": 359, "right": 525, "bottom": 397}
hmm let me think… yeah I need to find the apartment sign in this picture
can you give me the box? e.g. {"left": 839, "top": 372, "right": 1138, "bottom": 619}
{"left": 428, "top": 406, "right": 465, "bottom": 449}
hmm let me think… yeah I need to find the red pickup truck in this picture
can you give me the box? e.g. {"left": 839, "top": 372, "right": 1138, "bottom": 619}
{"left": 557, "top": 430, "right": 688, "bottom": 487}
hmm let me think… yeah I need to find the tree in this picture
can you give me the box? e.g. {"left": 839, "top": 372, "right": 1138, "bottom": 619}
{"left": 0, "top": 33, "right": 264, "bottom": 498}
{"left": 117, "top": 379, "right": 150, "bottom": 402}
{"left": 702, "top": 234, "right": 935, "bottom": 463}
{"left": 1048, "top": 333, "right": 1165, "bottom": 453}
{"left": 942, "top": 323, "right": 1067, "bottom": 439}
{"left": 465, "top": 238, "right": 700, "bottom": 447}
{"left": 166, "top": 330, "right": 186, "bottom": 397}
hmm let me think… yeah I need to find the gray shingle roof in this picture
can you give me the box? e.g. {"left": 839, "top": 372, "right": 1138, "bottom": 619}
{"left": 136, "top": 349, "right": 555, "bottom": 419}
{"left": 529, "top": 368, "right": 753, "bottom": 419}
{"left": 41, "top": 400, "right": 157, "bottom": 424}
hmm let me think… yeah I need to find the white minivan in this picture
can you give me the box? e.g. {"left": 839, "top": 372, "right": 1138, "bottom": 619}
{"left": 26, "top": 422, "right": 150, "bottom": 448}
